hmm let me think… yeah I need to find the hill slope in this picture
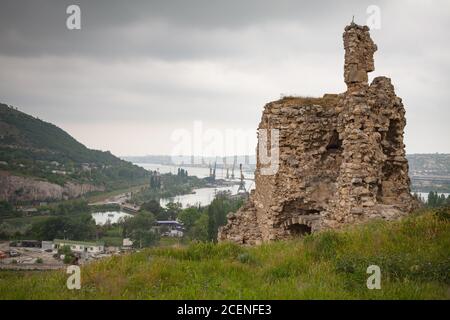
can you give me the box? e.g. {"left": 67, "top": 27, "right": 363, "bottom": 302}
{"left": 0, "top": 103, "right": 148, "bottom": 202}
{"left": 0, "top": 209, "right": 448, "bottom": 299}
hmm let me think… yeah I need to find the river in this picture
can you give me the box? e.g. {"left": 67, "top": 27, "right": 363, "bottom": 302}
{"left": 91, "top": 211, "right": 132, "bottom": 225}
{"left": 137, "top": 163, "right": 255, "bottom": 208}
{"left": 134, "top": 163, "right": 449, "bottom": 209}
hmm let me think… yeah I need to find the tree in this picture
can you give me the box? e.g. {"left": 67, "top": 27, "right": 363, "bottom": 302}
{"left": 130, "top": 229, "right": 159, "bottom": 248}
{"left": 58, "top": 245, "right": 77, "bottom": 264}
{"left": 206, "top": 192, "right": 243, "bottom": 242}
{"left": 165, "top": 202, "right": 182, "bottom": 220}
{"left": 177, "top": 168, "right": 188, "bottom": 177}
{"left": 190, "top": 213, "right": 209, "bottom": 242}
{"left": 427, "top": 191, "right": 437, "bottom": 207}
{"left": 141, "top": 199, "right": 163, "bottom": 216}
{"left": 30, "top": 213, "right": 96, "bottom": 241}
{"left": 427, "top": 191, "right": 448, "bottom": 208}
{"left": 439, "top": 194, "right": 446, "bottom": 206}
{"left": 54, "top": 199, "right": 89, "bottom": 215}
{"left": 0, "top": 201, "right": 13, "bottom": 215}
{"left": 178, "top": 207, "right": 202, "bottom": 231}
{"left": 121, "top": 212, "right": 159, "bottom": 248}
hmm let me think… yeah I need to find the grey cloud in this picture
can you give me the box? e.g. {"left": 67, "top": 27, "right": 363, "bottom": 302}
{"left": 0, "top": 0, "right": 449, "bottom": 155}
{"left": 0, "top": 0, "right": 375, "bottom": 60}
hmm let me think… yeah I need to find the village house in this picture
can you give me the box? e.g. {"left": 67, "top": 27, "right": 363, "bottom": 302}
{"left": 53, "top": 239, "right": 105, "bottom": 254}
{"left": 156, "top": 221, "right": 184, "bottom": 237}
{"left": 41, "top": 241, "right": 55, "bottom": 251}
{"left": 122, "top": 238, "right": 133, "bottom": 248}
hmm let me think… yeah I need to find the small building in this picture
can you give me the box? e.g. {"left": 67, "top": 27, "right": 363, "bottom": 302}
{"left": 19, "top": 207, "right": 38, "bottom": 214}
{"left": 122, "top": 238, "right": 133, "bottom": 248}
{"left": 10, "top": 240, "right": 41, "bottom": 248}
{"left": 51, "top": 170, "right": 67, "bottom": 175}
{"left": 105, "top": 246, "right": 120, "bottom": 254}
{"left": 41, "top": 241, "right": 55, "bottom": 251}
{"left": 81, "top": 163, "right": 91, "bottom": 171}
{"left": 121, "top": 203, "right": 141, "bottom": 213}
{"left": 156, "top": 221, "right": 184, "bottom": 237}
{"left": 53, "top": 239, "right": 105, "bottom": 254}
{"left": 167, "top": 229, "right": 184, "bottom": 237}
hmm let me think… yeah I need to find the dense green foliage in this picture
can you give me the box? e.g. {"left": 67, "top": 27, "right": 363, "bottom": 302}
{"left": 206, "top": 193, "right": 243, "bottom": 241}
{"left": 0, "top": 200, "right": 97, "bottom": 240}
{"left": 121, "top": 212, "right": 159, "bottom": 248}
{"left": 175, "top": 192, "right": 244, "bottom": 242}
{"left": 30, "top": 213, "right": 96, "bottom": 241}
{"left": 0, "top": 209, "right": 448, "bottom": 299}
{"left": 0, "top": 201, "right": 13, "bottom": 214}
{"left": 57, "top": 246, "right": 77, "bottom": 265}
{"left": 0, "top": 201, "right": 17, "bottom": 219}
{"left": 0, "top": 103, "right": 148, "bottom": 191}
{"left": 426, "top": 191, "right": 450, "bottom": 207}
{"left": 47, "top": 200, "right": 90, "bottom": 216}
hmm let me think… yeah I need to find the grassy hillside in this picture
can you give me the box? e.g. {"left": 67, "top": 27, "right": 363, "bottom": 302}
{"left": 0, "top": 209, "right": 449, "bottom": 300}
{"left": 0, "top": 103, "right": 148, "bottom": 190}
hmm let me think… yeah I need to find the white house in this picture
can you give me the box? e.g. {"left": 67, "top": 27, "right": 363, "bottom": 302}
{"left": 122, "top": 238, "right": 133, "bottom": 247}
{"left": 156, "top": 221, "right": 184, "bottom": 238}
{"left": 53, "top": 239, "right": 105, "bottom": 254}
{"left": 168, "top": 229, "right": 184, "bottom": 237}
{"left": 41, "top": 241, "right": 55, "bottom": 251}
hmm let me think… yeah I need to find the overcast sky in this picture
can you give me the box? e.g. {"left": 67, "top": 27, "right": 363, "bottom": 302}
{"left": 0, "top": 0, "right": 449, "bottom": 156}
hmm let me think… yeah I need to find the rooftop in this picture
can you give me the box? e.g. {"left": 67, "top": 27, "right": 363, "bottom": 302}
{"left": 53, "top": 239, "right": 105, "bottom": 247}
{"left": 156, "top": 220, "right": 183, "bottom": 225}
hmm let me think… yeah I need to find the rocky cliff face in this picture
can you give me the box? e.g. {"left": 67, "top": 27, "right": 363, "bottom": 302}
{"left": 0, "top": 171, "right": 104, "bottom": 202}
{"left": 219, "top": 23, "right": 418, "bottom": 244}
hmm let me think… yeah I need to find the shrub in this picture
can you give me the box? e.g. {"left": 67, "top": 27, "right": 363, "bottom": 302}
{"left": 434, "top": 206, "right": 450, "bottom": 221}
{"left": 306, "top": 230, "right": 344, "bottom": 260}
{"left": 237, "top": 253, "right": 252, "bottom": 264}
{"left": 63, "top": 254, "right": 76, "bottom": 265}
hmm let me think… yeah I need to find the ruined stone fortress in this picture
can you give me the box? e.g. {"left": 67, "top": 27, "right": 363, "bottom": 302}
{"left": 218, "top": 23, "right": 418, "bottom": 244}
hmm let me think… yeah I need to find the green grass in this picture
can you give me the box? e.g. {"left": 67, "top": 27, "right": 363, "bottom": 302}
{"left": 159, "top": 237, "right": 184, "bottom": 247}
{"left": 0, "top": 209, "right": 449, "bottom": 299}
{"left": 100, "top": 236, "right": 123, "bottom": 247}
{"left": 2, "top": 215, "right": 52, "bottom": 227}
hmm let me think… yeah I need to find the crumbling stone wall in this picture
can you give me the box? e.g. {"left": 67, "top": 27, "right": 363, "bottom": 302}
{"left": 218, "top": 23, "right": 417, "bottom": 244}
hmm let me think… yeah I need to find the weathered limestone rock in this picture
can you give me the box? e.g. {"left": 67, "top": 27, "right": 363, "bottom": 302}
{"left": 218, "top": 23, "right": 418, "bottom": 244}
{"left": 0, "top": 171, "right": 104, "bottom": 202}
